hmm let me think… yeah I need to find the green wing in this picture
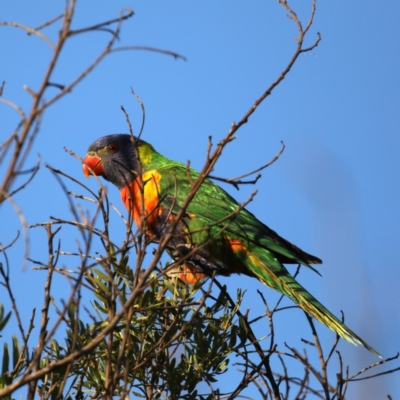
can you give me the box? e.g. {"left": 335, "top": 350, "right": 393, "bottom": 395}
{"left": 154, "top": 162, "right": 321, "bottom": 269}
{"left": 144, "top": 157, "right": 380, "bottom": 357}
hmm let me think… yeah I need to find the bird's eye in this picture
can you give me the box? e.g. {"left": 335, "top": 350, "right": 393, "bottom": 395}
{"left": 108, "top": 143, "right": 118, "bottom": 153}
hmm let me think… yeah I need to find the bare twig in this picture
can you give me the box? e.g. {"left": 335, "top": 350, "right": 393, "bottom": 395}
{"left": 0, "top": 21, "right": 55, "bottom": 49}
{"left": 209, "top": 141, "right": 285, "bottom": 190}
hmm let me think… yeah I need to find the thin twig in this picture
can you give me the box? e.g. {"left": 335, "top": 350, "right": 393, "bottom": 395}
{"left": 209, "top": 141, "right": 285, "bottom": 190}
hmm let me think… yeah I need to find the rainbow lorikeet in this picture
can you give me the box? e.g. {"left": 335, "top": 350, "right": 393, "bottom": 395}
{"left": 83, "top": 134, "right": 380, "bottom": 357}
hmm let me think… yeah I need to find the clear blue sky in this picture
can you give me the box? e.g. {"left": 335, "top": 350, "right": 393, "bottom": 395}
{"left": 1, "top": 1, "right": 399, "bottom": 398}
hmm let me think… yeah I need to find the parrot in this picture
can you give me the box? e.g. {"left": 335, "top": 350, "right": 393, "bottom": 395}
{"left": 82, "top": 133, "right": 380, "bottom": 357}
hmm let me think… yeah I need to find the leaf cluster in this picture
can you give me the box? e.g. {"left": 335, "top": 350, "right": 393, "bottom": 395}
{"left": 2, "top": 247, "right": 247, "bottom": 399}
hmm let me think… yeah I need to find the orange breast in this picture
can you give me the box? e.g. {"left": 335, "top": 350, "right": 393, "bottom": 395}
{"left": 120, "top": 170, "right": 162, "bottom": 234}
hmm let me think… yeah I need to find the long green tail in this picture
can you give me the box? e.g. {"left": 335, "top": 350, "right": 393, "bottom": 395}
{"left": 246, "top": 246, "right": 381, "bottom": 357}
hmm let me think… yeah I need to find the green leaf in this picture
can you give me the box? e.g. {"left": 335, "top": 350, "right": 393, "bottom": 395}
{"left": 93, "top": 268, "right": 110, "bottom": 284}
{"left": 2, "top": 343, "right": 9, "bottom": 375}
{"left": 67, "top": 301, "right": 76, "bottom": 324}
{"left": 238, "top": 315, "right": 248, "bottom": 344}
{"left": 0, "top": 304, "right": 11, "bottom": 332}
{"left": 163, "top": 277, "right": 178, "bottom": 296}
{"left": 11, "top": 335, "right": 20, "bottom": 370}
{"left": 88, "top": 366, "right": 102, "bottom": 386}
{"left": 51, "top": 339, "right": 60, "bottom": 358}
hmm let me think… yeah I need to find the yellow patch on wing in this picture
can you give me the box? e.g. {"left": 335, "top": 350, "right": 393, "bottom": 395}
{"left": 228, "top": 237, "right": 266, "bottom": 274}
{"left": 229, "top": 238, "right": 246, "bottom": 252}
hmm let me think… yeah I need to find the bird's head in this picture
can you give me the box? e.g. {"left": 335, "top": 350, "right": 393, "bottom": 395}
{"left": 83, "top": 134, "right": 144, "bottom": 189}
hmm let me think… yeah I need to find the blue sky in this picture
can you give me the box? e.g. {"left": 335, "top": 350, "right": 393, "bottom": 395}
{"left": 1, "top": 0, "right": 399, "bottom": 398}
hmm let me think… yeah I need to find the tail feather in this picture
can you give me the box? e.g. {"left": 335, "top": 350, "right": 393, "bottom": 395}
{"left": 246, "top": 248, "right": 381, "bottom": 358}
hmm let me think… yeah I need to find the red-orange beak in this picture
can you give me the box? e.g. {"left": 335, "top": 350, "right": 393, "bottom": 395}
{"left": 82, "top": 154, "right": 104, "bottom": 178}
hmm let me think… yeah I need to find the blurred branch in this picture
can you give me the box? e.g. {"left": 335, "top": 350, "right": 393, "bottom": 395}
{"left": 27, "top": 225, "right": 60, "bottom": 400}
{"left": 0, "top": 21, "right": 55, "bottom": 49}
{"left": 225, "top": 0, "right": 320, "bottom": 143}
{"left": 349, "top": 353, "right": 400, "bottom": 382}
{"left": 111, "top": 45, "right": 186, "bottom": 61}
{"left": 0, "top": 81, "right": 5, "bottom": 96}
{"left": 0, "top": 3, "right": 183, "bottom": 205}
{"left": 33, "top": 13, "right": 63, "bottom": 32}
